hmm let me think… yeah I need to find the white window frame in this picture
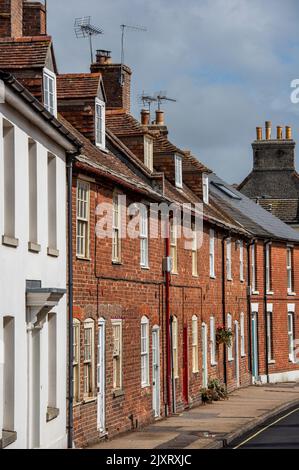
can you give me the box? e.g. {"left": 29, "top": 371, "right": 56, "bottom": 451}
{"left": 140, "top": 205, "right": 149, "bottom": 268}
{"left": 192, "top": 229, "right": 198, "bottom": 277}
{"left": 287, "top": 247, "right": 294, "bottom": 294}
{"left": 227, "top": 313, "right": 233, "bottom": 361}
{"left": 112, "top": 320, "right": 123, "bottom": 390}
{"left": 266, "top": 243, "right": 272, "bottom": 293}
{"left": 267, "top": 310, "right": 273, "bottom": 363}
{"left": 112, "top": 192, "right": 121, "bottom": 263}
{"left": 172, "top": 316, "right": 179, "bottom": 378}
{"left": 288, "top": 312, "right": 295, "bottom": 363}
{"left": 239, "top": 240, "right": 244, "bottom": 282}
{"left": 170, "top": 219, "right": 178, "bottom": 274}
{"left": 73, "top": 319, "right": 80, "bottom": 403}
{"left": 192, "top": 315, "right": 199, "bottom": 373}
{"left": 202, "top": 173, "right": 209, "bottom": 204}
{"left": 144, "top": 136, "right": 153, "bottom": 171}
{"left": 95, "top": 98, "right": 105, "bottom": 149}
{"left": 251, "top": 243, "right": 258, "bottom": 293}
{"left": 141, "top": 316, "right": 150, "bottom": 387}
{"left": 209, "top": 228, "right": 215, "bottom": 278}
{"left": 226, "top": 238, "right": 232, "bottom": 280}
{"left": 210, "top": 316, "right": 217, "bottom": 365}
{"left": 175, "top": 155, "right": 183, "bottom": 188}
{"left": 83, "top": 319, "right": 95, "bottom": 398}
{"left": 43, "top": 67, "right": 57, "bottom": 116}
{"left": 240, "top": 312, "right": 245, "bottom": 357}
{"left": 76, "top": 180, "right": 90, "bottom": 259}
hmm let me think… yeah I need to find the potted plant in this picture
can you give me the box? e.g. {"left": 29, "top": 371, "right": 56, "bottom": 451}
{"left": 216, "top": 325, "right": 233, "bottom": 347}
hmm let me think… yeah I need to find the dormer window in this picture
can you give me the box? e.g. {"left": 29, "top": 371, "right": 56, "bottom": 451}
{"left": 95, "top": 98, "right": 105, "bottom": 149}
{"left": 43, "top": 68, "right": 57, "bottom": 116}
{"left": 144, "top": 136, "right": 153, "bottom": 171}
{"left": 175, "top": 155, "right": 183, "bottom": 188}
{"left": 203, "top": 173, "right": 209, "bottom": 204}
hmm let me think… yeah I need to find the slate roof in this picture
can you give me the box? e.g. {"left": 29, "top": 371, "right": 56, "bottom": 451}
{"left": 209, "top": 173, "right": 299, "bottom": 242}
{"left": 0, "top": 36, "right": 52, "bottom": 69}
{"left": 57, "top": 73, "right": 102, "bottom": 99}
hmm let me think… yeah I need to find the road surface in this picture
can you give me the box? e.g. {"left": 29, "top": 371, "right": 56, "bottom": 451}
{"left": 231, "top": 407, "right": 299, "bottom": 449}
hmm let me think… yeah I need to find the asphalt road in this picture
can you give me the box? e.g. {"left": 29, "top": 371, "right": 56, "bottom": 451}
{"left": 231, "top": 407, "right": 299, "bottom": 449}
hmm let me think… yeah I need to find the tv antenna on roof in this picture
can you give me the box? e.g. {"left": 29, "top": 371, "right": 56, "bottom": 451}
{"left": 120, "top": 24, "right": 147, "bottom": 86}
{"left": 154, "top": 91, "right": 177, "bottom": 110}
{"left": 74, "top": 16, "right": 103, "bottom": 63}
{"left": 140, "top": 92, "right": 157, "bottom": 113}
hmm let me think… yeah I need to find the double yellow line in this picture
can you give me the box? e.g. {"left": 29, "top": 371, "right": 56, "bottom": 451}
{"left": 233, "top": 407, "right": 299, "bottom": 449}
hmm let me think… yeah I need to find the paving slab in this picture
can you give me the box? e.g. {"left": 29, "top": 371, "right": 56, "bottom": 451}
{"left": 88, "top": 382, "right": 299, "bottom": 449}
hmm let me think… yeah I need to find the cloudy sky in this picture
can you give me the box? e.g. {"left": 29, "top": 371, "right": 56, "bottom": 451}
{"left": 47, "top": 0, "right": 299, "bottom": 183}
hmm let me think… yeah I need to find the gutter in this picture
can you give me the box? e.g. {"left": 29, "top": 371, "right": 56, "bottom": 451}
{"left": 263, "top": 240, "right": 271, "bottom": 383}
{"left": 246, "top": 239, "right": 255, "bottom": 375}
{"left": 221, "top": 233, "right": 230, "bottom": 386}
{"left": 164, "top": 224, "right": 172, "bottom": 415}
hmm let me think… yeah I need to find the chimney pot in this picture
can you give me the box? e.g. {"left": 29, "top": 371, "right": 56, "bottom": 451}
{"left": 155, "top": 110, "right": 164, "bottom": 126}
{"left": 286, "top": 126, "right": 292, "bottom": 140}
{"left": 141, "top": 109, "right": 150, "bottom": 126}
{"left": 96, "top": 49, "right": 112, "bottom": 65}
{"left": 265, "top": 121, "right": 272, "bottom": 140}
{"left": 277, "top": 126, "right": 283, "bottom": 140}
{"left": 256, "top": 127, "right": 262, "bottom": 141}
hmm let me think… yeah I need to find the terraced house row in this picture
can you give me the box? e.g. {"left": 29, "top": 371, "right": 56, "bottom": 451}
{"left": 0, "top": 0, "right": 298, "bottom": 449}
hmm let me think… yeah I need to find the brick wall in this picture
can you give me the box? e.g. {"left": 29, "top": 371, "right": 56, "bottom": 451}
{"left": 23, "top": 1, "right": 46, "bottom": 36}
{"left": 0, "top": 0, "right": 22, "bottom": 37}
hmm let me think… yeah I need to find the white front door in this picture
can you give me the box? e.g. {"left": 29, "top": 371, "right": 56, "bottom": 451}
{"left": 235, "top": 321, "right": 240, "bottom": 387}
{"left": 201, "top": 323, "right": 208, "bottom": 388}
{"left": 97, "top": 319, "right": 106, "bottom": 434}
{"left": 152, "top": 327, "right": 160, "bottom": 418}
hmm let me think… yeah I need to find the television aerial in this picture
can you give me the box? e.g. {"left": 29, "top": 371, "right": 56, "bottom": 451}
{"left": 140, "top": 92, "right": 157, "bottom": 113}
{"left": 74, "top": 16, "right": 103, "bottom": 63}
{"left": 154, "top": 91, "right": 177, "bottom": 110}
{"left": 120, "top": 24, "right": 147, "bottom": 85}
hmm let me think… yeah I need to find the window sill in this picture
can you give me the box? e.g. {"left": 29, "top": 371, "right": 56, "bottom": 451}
{"left": 289, "top": 358, "right": 296, "bottom": 364}
{"left": 141, "top": 383, "right": 150, "bottom": 389}
{"left": 28, "top": 241, "right": 41, "bottom": 253}
{"left": 113, "top": 389, "right": 125, "bottom": 398}
{"left": 2, "top": 235, "right": 19, "bottom": 248}
{"left": 141, "top": 266, "right": 150, "bottom": 270}
{"left": 46, "top": 406, "right": 59, "bottom": 422}
{"left": 227, "top": 277, "right": 233, "bottom": 282}
{"left": 112, "top": 260, "right": 122, "bottom": 266}
{"left": 192, "top": 370, "right": 199, "bottom": 374}
{"left": 76, "top": 255, "right": 91, "bottom": 261}
{"left": 210, "top": 275, "right": 216, "bottom": 280}
{"left": 266, "top": 291, "right": 274, "bottom": 295}
{"left": 268, "top": 359, "right": 276, "bottom": 364}
{"left": 0, "top": 430, "right": 17, "bottom": 449}
{"left": 47, "top": 247, "right": 59, "bottom": 257}
{"left": 252, "top": 290, "right": 259, "bottom": 295}
{"left": 228, "top": 358, "right": 234, "bottom": 362}
{"left": 171, "top": 272, "right": 178, "bottom": 276}
{"left": 241, "top": 354, "right": 246, "bottom": 358}
{"left": 287, "top": 291, "right": 296, "bottom": 296}
{"left": 211, "top": 361, "right": 218, "bottom": 367}
{"left": 82, "top": 397, "right": 97, "bottom": 404}
{"left": 192, "top": 274, "right": 199, "bottom": 278}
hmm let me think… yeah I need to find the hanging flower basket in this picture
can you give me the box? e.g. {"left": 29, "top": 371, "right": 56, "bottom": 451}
{"left": 216, "top": 326, "right": 233, "bottom": 347}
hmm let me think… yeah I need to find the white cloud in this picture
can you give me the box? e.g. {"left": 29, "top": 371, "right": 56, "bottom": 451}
{"left": 48, "top": 0, "right": 299, "bottom": 182}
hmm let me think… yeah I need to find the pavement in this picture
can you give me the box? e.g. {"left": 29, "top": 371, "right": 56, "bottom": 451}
{"left": 89, "top": 382, "right": 299, "bottom": 450}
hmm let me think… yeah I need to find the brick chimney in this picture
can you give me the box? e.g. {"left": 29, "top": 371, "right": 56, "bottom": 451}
{"left": 252, "top": 122, "right": 295, "bottom": 171}
{"left": 0, "top": 0, "right": 23, "bottom": 37}
{"left": 23, "top": 1, "right": 46, "bottom": 36}
{"left": 91, "top": 49, "right": 132, "bottom": 112}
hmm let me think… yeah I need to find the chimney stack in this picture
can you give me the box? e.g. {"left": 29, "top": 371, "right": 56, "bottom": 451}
{"left": 91, "top": 49, "right": 132, "bottom": 112}
{"left": 286, "top": 126, "right": 292, "bottom": 140}
{"left": 155, "top": 110, "right": 164, "bottom": 126}
{"left": 265, "top": 121, "right": 272, "bottom": 140}
{"left": 277, "top": 126, "right": 283, "bottom": 140}
{"left": 23, "top": 1, "right": 47, "bottom": 37}
{"left": 0, "top": 0, "right": 23, "bottom": 38}
{"left": 256, "top": 127, "right": 262, "bottom": 141}
{"left": 141, "top": 109, "right": 150, "bottom": 126}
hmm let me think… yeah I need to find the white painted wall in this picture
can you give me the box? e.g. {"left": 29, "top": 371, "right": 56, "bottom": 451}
{"left": 0, "top": 96, "right": 68, "bottom": 449}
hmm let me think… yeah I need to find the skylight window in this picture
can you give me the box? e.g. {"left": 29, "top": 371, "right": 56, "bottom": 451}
{"left": 213, "top": 183, "right": 241, "bottom": 200}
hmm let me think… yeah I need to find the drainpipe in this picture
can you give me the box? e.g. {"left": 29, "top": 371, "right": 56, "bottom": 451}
{"left": 165, "top": 222, "right": 172, "bottom": 415}
{"left": 246, "top": 240, "right": 255, "bottom": 374}
{"left": 66, "top": 151, "right": 78, "bottom": 449}
{"left": 263, "top": 240, "right": 271, "bottom": 383}
{"left": 221, "top": 233, "right": 230, "bottom": 386}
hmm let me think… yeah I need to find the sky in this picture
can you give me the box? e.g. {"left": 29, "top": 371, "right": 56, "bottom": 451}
{"left": 47, "top": 0, "right": 299, "bottom": 183}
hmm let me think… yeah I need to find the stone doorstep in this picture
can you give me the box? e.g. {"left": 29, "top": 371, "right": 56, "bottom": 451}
{"left": 205, "top": 397, "right": 299, "bottom": 449}
{"left": 0, "top": 430, "right": 17, "bottom": 449}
